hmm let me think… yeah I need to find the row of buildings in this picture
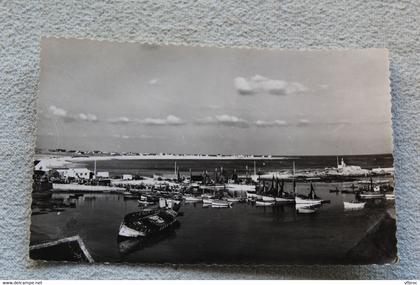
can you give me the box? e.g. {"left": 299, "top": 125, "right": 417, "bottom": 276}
{"left": 34, "top": 160, "right": 134, "bottom": 182}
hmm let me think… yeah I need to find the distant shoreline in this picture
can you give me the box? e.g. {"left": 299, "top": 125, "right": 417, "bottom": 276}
{"left": 34, "top": 154, "right": 291, "bottom": 169}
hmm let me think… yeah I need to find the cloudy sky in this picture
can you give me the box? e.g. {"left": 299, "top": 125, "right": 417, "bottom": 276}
{"left": 37, "top": 39, "right": 393, "bottom": 155}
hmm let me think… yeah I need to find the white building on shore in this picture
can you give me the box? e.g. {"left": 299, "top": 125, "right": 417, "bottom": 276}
{"left": 56, "top": 168, "right": 93, "bottom": 180}
{"left": 96, "top": 171, "right": 110, "bottom": 178}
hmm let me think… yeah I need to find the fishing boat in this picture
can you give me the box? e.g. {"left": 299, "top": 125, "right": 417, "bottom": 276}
{"left": 275, "top": 196, "right": 295, "bottom": 203}
{"left": 165, "top": 198, "right": 181, "bottom": 205}
{"left": 359, "top": 177, "right": 384, "bottom": 198}
{"left": 261, "top": 196, "right": 276, "bottom": 202}
{"left": 295, "top": 183, "right": 322, "bottom": 205}
{"left": 211, "top": 200, "right": 232, "bottom": 208}
{"left": 184, "top": 195, "right": 202, "bottom": 203}
{"left": 201, "top": 193, "right": 213, "bottom": 199}
{"left": 260, "top": 176, "right": 277, "bottom": 202}
{"left": 118, "top": 208, "right": 179, "bottom": 238}
{"left": 385, "top": 193, "right": 395, "bottom": 200}
{"left": 274, "top": 179, "right": 295, "bottom": 203}
{"left": 202, "top": 198, "right": 214, "bottom": 204}
{"left": 226, "top": 197, "right": 240, "bottom": 203}
{"left": 32, "top": 170, "right": 53, "bottom": 200}
{"left": 343, "top": 200, "right": 366, "bottom": 210}
{"left": 295, "top": 195, "right": 322, "bottom": 205}
{"left": 255, "top": 201, "right": 275, "bottom": 207}
{"left": 246, "top": 192, "right": 257, "bottom": 199}
{"left": 137, "top": 200, "right": 154, "bottom": 206}
{"left": 359, "top": 192, "right": 384, "bottom": 199}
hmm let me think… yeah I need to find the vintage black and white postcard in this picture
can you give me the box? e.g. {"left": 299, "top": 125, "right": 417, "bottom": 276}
{"left": 31, "top": 39, "right": 397, "bottom": 264}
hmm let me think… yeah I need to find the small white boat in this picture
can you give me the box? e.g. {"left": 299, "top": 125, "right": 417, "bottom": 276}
{"left": 137, "top": 200, "right": 153, "bottom": 206}
{"left": 211, "top": 200, "right": 232, "bottom": 208}
{"left": 275, "top": 196, "right": 295, "bottom": 203}
{"left": 359, "top": 192, "right": 384, "bottom": 199}
{"left": 165, "top": 199, "right": 181, "bottom": 208}
{"left": 202, "top": 198, "right": 214, "bottom": 204}
{"left": 246, "top": 192, "right": 257, "bottom": 199}
{"left": 295, "top": 183, "right": 322, "bottom": 206}
{"left": 261, "top": 195, "right": 276, "bottom": 202}
{"left": 184, "top": 196, "right": 202, "bottom": 203}
{"left": 344, "top": 201, "right": 366, "bottom": 210}
{"left": 255, "top": 201, "right": 275, "bottom": 207}
{"left": 295, "top": 196, "right": 322, "bottom": 205}
{"left": 226, "top": 197, "right": 240, "bottom": 203}
{"left": 139, "top": 195, "right": 148, "bottom": 201}
{"left": 385, "top": 193, "right": 395, "bottom": 200}
{"left": 296, "top": 206, "right": 316, "bottom": 214}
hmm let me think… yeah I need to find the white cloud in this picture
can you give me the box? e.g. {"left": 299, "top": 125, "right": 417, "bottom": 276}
{"left": 48, "top": 105, "right": 99, "bottom": 123}
{"left": 297, "top": 119, "right": 311, "bottom": 126}
{"left": 149, "top": 78, "right": 158, "bottom": 85}
{"left": 319, "top": 84, "right": 329, "bottom": 89}
{"left": 139, "top": 115, "right": 184, "bottom": 126}
{"left": 108, "top": 115, "right": 185, "bottom": 126}
{"left": 112, "top": 134, "right": 130, "bottom": 139}
{"left": 234, "top": 75, "right": 307, "bottom": 95}
{"left": 234, "top": 77, "right": 254, "bottom": 95}
{"left": 196, "top": 114, "right": 249, "bottom": 128}
{"left": 107, "top": 117, "right": 132, "bottom": 124}
{"left": 78, "top": 113, "right": 98, "bottom": 122}
{"left": 49, "top": 105, "right": 67, "bottom": 117}
{"left": 255, "top": 120, "right": 287, "bottom": 127}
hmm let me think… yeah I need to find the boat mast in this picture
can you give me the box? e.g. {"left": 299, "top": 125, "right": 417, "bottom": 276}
{"left": 94, "top": 159, "right": 97, "bottom": 179}
{"left": 253, "top": 160, "right": 256, "bottom": 176}
{"left": 174, "top": 161, "right": 177, "bottom": 176}
{"left": 292, "top": 161, "right": 296, "bottom": 196}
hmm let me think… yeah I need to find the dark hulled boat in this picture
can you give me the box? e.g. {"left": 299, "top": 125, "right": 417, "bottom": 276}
{"left": 118, "top": 202, "right": 180, "bottom": 238}
{"left": 32, "top": 170, "right": 53, "bottom": 200}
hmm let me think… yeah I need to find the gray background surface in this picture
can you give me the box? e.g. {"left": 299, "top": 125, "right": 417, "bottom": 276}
{"left": 0, "top": 0, "right": 419, "bottom": 279}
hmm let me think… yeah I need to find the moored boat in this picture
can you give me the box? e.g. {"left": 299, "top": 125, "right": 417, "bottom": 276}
{"left": 255, "top": 200, "right": 275, "bottom": 207}
{"left": 295, "top": 196, "right": 322, "bottom": 205}
{"left": 275, "top": 196, "right": 295, "bottom": 203}
{"left": 226, "top": 197, "right": 240, "bottom": 203}
{"left": 202, "top": 198, "right": 214, "bottom": 204}
{"left": 261, "top": 195, "right": 276, "bottom": 202}
{"left": 359, "top": 192, "right": 384, "bottom": 199}
{"left": 385, "top": 193, "right": 395, "bottom": 200}
{"left": 295, "top": 183, "right": 322, "bottom": 205}
{"left": 211, "top": 200, "right": 232, "bottom": 208}
{"left": 344, "top": 201, "right": 366, "bottom": 210}
{"left": 246, "top": 192, "right": 257, "bottom": 199}
{"left": 118, "top": 208, "right": 178, "bottom": 238}
{"left": 137, "top": 200, "right": 154, "bottom": 206}
{"left": 274, "top": 178, "right": 295, "bottom": 203}
{"left": 184, "top": 195, "right": 202, "bottom": 203}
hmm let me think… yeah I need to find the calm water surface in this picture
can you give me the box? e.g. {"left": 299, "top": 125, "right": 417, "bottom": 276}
{"left": 30, "top": 181, "right": 392, "bottom": 264}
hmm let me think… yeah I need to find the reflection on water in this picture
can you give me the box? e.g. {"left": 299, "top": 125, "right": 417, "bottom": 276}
{"left": 30, "top": 182, "right": 394, "bottom": 264}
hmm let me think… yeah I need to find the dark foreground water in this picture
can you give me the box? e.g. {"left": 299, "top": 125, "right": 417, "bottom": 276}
{"left": 30, "top": 181, "right": 396, "bottom": 264}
